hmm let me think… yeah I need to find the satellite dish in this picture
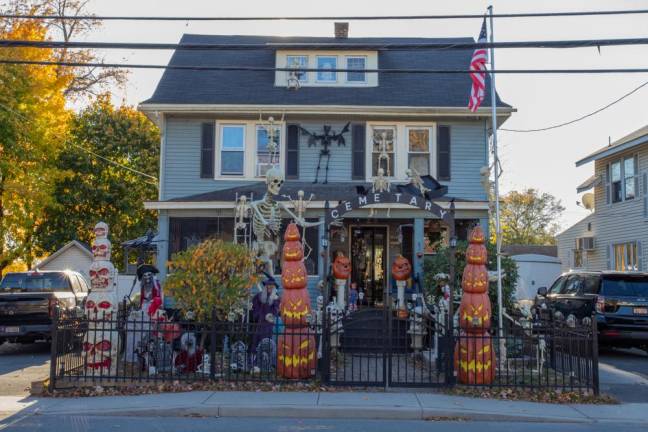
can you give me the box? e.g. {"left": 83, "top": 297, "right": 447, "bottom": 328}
{"left": 582, "top": 193, "right": 595, "bottom": 210}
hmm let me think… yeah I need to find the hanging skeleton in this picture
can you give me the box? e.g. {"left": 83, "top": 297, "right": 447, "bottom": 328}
{"left": 234, "top": 194, "right": 249, "bottom": 239}
{"left": 282, "top": 189, "right": 315, "bottom": 260}
{"left": 406, "top": 167, "right": 431, "bottom": 196}
{"left": 299, "top": 123, "right": 350, "bottom": 184}
{"left": 258, "top": 114, "right": 284, "bottom": 165}
{"left": 374, "top": 131, "right": 393, "bottom": 177}
{"left": 250, "top": 166, "right": 321, "bottom": 276}
{"left": 372, "top": 168, "right": 390, "bottom": 193}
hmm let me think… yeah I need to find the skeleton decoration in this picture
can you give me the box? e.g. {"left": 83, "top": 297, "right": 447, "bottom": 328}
{"left": 372, "top": 168, "right": 390, "bottom": 194}
{"left": 235, "top": 195, "right": 249, "bottom": 232}
{"left": 326, "top": 299, "right": 345, "bottom": 349}
{"left": 281, "top": 190, "right": 316, "bottom": 260}
{"left": 84, "top": 222, "right": 119, "bottom": 373}
{"left": 406, "top": 167, "right": 431, "bottom": 196}
{"left": 258, "top": 114, "right": 283, "bottom": 165}
{"left": 137, "top": 264, "right": 162, "bottom": 318}
{"left": 407, "top": 294, "right": 427, "bottom": 351}
{"left": 299, "top": 123, "right": 350, "bottom": 184}
{"left": 250, "top": 166, "right": 321, "bottom": 276}
{"left": 375, "top": 131, "right": 393, "bottom": 177}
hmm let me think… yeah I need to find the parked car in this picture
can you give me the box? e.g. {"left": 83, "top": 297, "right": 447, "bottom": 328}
{"left": 534, "top": 271, "right": 648, "bottom": 352}
{"left": 0, "top": 270, "right": 88, "bottom": 344}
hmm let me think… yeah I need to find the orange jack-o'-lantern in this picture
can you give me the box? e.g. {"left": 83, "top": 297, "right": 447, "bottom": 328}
{"left": 333, "top": 254, "right": 352, "bottom": 280}
{"left": 459, "top": 292, "right": 491, "bottom": 331}
{"left": 283, "top": 239, "right": 304, "bottom": 261}
{"left": 277, "top": 331, "right": 317, "bottom": 379}
{"left": 391, "top": 255, "right": 412, "bottom": 281}
{"left": 454, "top": 332, "right": 496, "bottom": 384}
{"left": 469, "top": 226, "right": 486, "bottom": 245}
{"left": 280, "top": 289, "right": 311, "bottom": 327}
{"left": 284, "top": 223, "right": 301, "bottom": 242}
{"left": 462, "top": 264, "right": 489, "bottom": 294}
{"left": 465, "top": 243, "right": 487, "bottom": 265}
{"left": 282, "top": 261, "right": 307, "bottom": 290}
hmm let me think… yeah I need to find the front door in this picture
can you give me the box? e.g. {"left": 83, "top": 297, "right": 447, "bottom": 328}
{"left": 350, "top": 226, "right": 387, "bottom": 306}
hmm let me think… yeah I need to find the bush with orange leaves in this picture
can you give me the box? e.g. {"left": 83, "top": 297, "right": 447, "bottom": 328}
{"left": 165, "top": 239, "right": 258, "bottom": 322}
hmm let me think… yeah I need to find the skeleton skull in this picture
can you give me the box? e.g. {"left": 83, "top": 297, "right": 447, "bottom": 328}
{"left": 89, "top": 260, "right": 114, "bottom": 291}
{"left": 265, "top": 167, "right": 284, "bottom": 195}
{"left": 94, "top": 221, "right": 109, "bottom": 239}
{"left": 92, "top": 238, "right": 112, "bottom": 260}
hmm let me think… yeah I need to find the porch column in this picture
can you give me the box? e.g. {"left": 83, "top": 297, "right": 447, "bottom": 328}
{"left": 157, "top": 210, "right": 169, "bottom": 282}
{"left": 413, "top": 218, "right": 425, "bottom": 277}
{"left": 318, "top": 215, "right": 325, "bottom": 278}
{"left": 479, "top": 217, "right": 490, "bottom": 242}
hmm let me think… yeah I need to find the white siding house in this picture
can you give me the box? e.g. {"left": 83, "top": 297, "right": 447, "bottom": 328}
{"left": 557, "top": 125, "right": 648, "bottom": 273}
{"left": 33, "top": 240, "right": 94, "bottom": 279}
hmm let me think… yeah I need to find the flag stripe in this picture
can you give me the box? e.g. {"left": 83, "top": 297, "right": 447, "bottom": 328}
{"left": 468, "top": 19, "right": 488, "bottom": 112}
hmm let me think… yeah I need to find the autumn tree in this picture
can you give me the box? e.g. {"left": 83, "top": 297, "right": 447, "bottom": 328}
{"left": 35, "top": 95, "right": 159, "bottom": 270}
{"left": 496, "top": 188, "right": 565, "bottom": 246}
{"left": 0, "top": 16, "right": 71, "bottom": 272}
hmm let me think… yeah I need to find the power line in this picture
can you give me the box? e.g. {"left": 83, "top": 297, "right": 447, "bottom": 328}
{"left": 3, "top": 59, "right": 648, "bottom": 74}
{"left": 500, "top": 80, "right": 648, "bottom": 133}
{"left": 3, "top": 38, "right": 648, "bottom": 51}
{"left": 2, "top": 9, "right": 648, "bottom": 21}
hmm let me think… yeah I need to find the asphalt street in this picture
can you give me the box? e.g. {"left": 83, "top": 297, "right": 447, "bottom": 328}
{"left": 0, "top": 342, "right": 50, "bottom": 396}
{"left": 0, "top": 415, "right": 644, "bottom": 432}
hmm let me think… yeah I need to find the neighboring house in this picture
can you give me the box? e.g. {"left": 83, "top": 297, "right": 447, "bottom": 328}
{"left": 502, "top": 245, "right": 560, "bottom": 301}
{"left": 32, "top": 240, "right": 93, "bottom": 279}
{"left": 139, "top": 25, "right": 514, "bottom": 303}
{"left": 557, "top": 124, "right": 648, "bottom": 273}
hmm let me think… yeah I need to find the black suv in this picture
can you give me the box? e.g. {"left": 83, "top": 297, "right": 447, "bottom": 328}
{"left": 535, "top": 271, "right": 648, "bottom": 352}
{"left": 0, "top": 271, "right": 88, "bottom": 344}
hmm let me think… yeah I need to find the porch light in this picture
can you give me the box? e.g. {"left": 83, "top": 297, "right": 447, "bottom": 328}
{"left": 450, "top": 236, "right": 457, "bottom": 248}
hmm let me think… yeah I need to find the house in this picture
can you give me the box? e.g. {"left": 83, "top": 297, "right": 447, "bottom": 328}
{"left": 139, "top": 24, "right": 514, "bottom": 304}
{"left": 502, "top": 245, "right": 560, "bottom": 301}
{"left": 557, "top": 124, "right": 648, "bottom": 273}
{"left": 32, "top": 240, "right": 93, "bottom": 279}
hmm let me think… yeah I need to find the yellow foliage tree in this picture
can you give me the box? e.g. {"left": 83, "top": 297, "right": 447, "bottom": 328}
{"left": 165, "top": 239, "right": 258, "bottom": 322}
{"left": 0, "top": 17, "right": 72, "bottom": 272}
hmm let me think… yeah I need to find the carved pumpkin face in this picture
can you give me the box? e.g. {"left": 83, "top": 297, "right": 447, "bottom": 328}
{"left": 454, "top": 334, "right": 496, "bottom": 385}
{"left": 459, "top": 292, "right": 491, "bottom": 331}
{"left": 465, "top": 243, "right": 487, "bottom": 265}
{"left": 282, "top": 261, "right": 307, "bottom": 290}
{"left": 280, "top": 289, "right": 311, "bottom": 327}
{"left": 283, "top": 240, "right": 304, "bottom": 261}
{"left": 333, "top": 254, "right": 352, "bottom": 280}
{"left": 391, "top": 255, "right": 412, "bottom": 281}
{"left": 469, "top": 226, "right": 486, "bottom": 244}
{"left": 462, "top": 264, "right": 489, "bottom": 294}
{"left": 284, "top": 223, "right": 301, "bottom": 242}
{"left": 277, "top": 333, "right": 317, "bottom": 379}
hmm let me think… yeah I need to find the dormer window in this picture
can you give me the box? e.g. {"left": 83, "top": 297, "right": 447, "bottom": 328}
{"left": 316, "top": 56, "right": 338, "bottom": 82}
{"left": 346, "top": 56, "right": 366, "bottom": 83}
{"left": 286, "top": 55, "right": 309, "bottom": 82}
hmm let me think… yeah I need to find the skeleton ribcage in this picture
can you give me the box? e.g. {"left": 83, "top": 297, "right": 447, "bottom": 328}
{"left": 253, "top": 198, "right": 281, "bottom": 241}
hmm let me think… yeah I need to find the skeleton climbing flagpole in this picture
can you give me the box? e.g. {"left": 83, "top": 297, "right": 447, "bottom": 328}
{"left": 488, "top": 5, "right": 505, "bottom": 343}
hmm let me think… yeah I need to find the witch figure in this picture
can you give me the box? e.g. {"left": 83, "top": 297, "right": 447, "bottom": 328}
{"left": 249, "top": 276, "right": 280, "bottom": 372}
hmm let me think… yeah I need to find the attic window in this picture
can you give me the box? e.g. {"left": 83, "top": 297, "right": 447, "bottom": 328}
{"left": 316, "top": 56, "right": 337, "bottom": 82}
{"left": 346, "top": 56, "right": 366, "bottom": 82}
{"left": 286, "top": 55, "right": 308, "bottom": 82}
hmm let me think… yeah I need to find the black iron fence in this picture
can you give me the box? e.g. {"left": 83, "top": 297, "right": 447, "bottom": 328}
{"left": 49, "top": 305, "right": 599, "bottom": 394}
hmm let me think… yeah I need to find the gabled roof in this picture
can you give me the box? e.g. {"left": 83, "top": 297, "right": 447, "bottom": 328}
{"left": 33, "top": 240, "right": 93, "bottom": 270}
{"left": 141, "top": 34, "right": 511, "bottom": 110}
{"left": 576, "top": 124, "right": 648, "bottom": 167}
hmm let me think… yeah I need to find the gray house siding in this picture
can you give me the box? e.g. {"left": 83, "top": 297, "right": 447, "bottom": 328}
{"left": 162, "top": 118, "right": 489, "bottom": 202}
{"left": 558, "top": 143, "right": 648, "bottom": 273}
{"left": 556, "top": 214, "right": 597, "bottom": 273}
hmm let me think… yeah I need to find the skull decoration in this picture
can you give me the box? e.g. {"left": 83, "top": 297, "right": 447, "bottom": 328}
{"left": 92, "top": 238, "right": 111, "bottom": 260}
{"left": 265, "top": 166, "right": 284, "bottom": 196}
{"left": 89, "top": 260, "right": 114, "bottom": 291}
{"left": 94, "top": 221, "right": 109, "bottom": 239}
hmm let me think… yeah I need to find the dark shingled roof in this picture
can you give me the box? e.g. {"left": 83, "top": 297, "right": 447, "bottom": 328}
{"left": 142, "top": 34, "right": 510, "bottom": 108}
{"left": 502, "top": 245, "right": 558, "bottom": 258}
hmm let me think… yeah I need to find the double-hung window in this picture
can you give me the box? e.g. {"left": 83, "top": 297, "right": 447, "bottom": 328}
{"left": 256, "top": 125, "right": 281, "bottom": 177}
{"left": 316, "top": 56, "right": 337, "bottom": 82}
{"left": 407, "top": 127, "right": 432, "bottom": 175}
{"left": 220, "top": 125, "right": 245, "bottom": 176}
{"left": 286, "top": 55, "right": 309, "bottom": 82}
{"left": 371, "top": 127, "right": 395, "bottom": 176}
{"left": 614, "top": 242, "right": 638, "bottom": 271}
{"left": 610, "top": 156, "right": 637, "bottom": 203}
{"left": 346, "top": 56, "right": 366, "bottom": 83}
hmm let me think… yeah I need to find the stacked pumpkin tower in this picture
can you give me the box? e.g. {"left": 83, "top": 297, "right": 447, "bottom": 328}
{"left": 277, "top": 223, "right": 317, "bottom": 378}
{"left": 455, "top": 226, "right": 496, "bottom": 384}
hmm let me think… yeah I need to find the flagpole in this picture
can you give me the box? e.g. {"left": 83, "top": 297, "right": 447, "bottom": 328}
{"left": 487, "top": 5, "right": 504, "bottom": 343}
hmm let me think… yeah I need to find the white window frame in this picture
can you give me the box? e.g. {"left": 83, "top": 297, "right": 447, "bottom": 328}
{"left": 613, "top": 241, "right": 638, "bottom": 271}
{"left": 217, "top": 123, "right": 246, "bottom": 177}
{"left": 255, "top": 124, "right": 283, "bottom": 178}
{"left": 286, "top": 54, "right": 309, "bottom": 83}
{"left": 572, "top": 249, "right": 584, "bottom": 269}
{"left": 609, "top": 154, "right": 638, "bottom": 203}
{"left": 345, "top": 55, "right": 367, "bottom": 83}
{"left": 316, "top": 55, "right": 338, "bottom": 83}
{"left": 405, "top": 126, "right": 434, "bottom": 177}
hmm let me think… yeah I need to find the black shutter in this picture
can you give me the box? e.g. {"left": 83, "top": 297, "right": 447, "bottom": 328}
{"left": 200, "top": 122, "right": 215, "bottom": 178}
{"left": 352, "top": 124, "right": 366, "bottom": 180}
{"left": 286, "top": 124, "right": 299, "bottom": 179}
{"left": 437, "top": 125, "right": 451, "bottom": 181}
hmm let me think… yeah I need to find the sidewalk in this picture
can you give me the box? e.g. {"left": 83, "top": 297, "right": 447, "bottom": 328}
{"left": 1, "top": 391, "right": 648, "bottom": 424}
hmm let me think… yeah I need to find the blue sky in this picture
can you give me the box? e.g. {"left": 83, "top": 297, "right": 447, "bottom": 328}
{"left": 77, "top": 0, "right": 648, "bottom": 230}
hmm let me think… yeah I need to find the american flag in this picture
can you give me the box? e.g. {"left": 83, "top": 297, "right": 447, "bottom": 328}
{"left": 468, "top": 18, "right": 488, "bottom": 112}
